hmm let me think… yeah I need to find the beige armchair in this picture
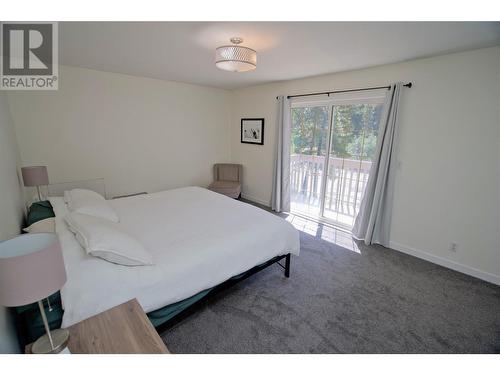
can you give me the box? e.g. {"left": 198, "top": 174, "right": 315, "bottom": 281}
{"left": 208, "top": 164, "right": 243, "bottom": 199}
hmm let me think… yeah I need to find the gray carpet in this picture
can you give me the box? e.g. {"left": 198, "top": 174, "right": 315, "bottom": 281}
{"left": 161, "top": 211, "right": 500, "bottom": 353}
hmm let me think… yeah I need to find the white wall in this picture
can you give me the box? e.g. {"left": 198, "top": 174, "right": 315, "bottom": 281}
{"left": 5, "top": 48, "right": 499, "bottom": 287}
{"left": 8, "top": 65, "right": 232, "bottom": 198}
{"left": 0, "top": 92, "right": 24, "bottom": 353}
{"left": 230, "top": 46, "right": 500, "bottom": 283}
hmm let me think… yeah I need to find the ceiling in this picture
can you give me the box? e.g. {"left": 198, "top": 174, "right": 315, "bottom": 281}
{"left": 59, "top": 22, "right": 500, "bottom": 90}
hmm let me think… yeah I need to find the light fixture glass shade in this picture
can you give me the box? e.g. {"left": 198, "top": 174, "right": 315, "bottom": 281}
{"left": 215, "top": 45, "right": 257, "bottom": 72}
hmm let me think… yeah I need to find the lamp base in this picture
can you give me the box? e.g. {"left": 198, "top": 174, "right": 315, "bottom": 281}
{"left": 32, "top": 328, "right": 69, "bottom": 354}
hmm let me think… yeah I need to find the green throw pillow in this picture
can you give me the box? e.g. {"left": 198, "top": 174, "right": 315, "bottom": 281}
{"left": 26, "top": 200, "right": 55, "bottom": 226}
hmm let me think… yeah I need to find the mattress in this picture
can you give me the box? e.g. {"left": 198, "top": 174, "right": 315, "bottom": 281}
{"left": 51, "top": 186, "right": 300, "bottom": 327}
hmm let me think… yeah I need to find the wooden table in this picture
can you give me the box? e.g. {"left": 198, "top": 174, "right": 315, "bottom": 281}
{"left": 26, "top": 299, "right": 169, "bottom": 354}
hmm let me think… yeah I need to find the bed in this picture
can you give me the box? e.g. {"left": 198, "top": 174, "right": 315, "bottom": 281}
{"left": 47, "top": 186, "right": 300, "bottom": 329}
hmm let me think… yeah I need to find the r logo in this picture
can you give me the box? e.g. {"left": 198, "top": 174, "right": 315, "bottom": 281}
{"left": 1, "top": 22, "right": 58, "bottom": 90}
{"left": 2, "top": 23, "right": 53, "bottom": 75}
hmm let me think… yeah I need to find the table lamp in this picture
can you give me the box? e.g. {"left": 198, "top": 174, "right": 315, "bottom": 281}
{"left": 21, "top": 166, "right": 49, "bottom": 201}
{"left": 0, "top": 233, "right": 69, "bottom": 354}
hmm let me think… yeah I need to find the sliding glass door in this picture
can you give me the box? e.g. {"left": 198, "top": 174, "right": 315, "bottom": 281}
{"left": 322, "top": 103, "right": 383, "bottom": 228}
{"left": 290, "top": 105, "right": 329, "bottom": 217}
{"left": 290, "top": 93, "right": 385, "bottom": 229}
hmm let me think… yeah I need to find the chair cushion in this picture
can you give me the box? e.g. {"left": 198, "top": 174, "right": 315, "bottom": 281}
{"left": 215, "top": 164, "right": 241, "bottom": 182}
{"left": 208, "top": 180, "right": 241, "bottom": 198}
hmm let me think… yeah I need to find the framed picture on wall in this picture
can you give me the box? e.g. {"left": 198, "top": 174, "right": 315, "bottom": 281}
{"left": 241, "top": 118, "right": 265, "bottom": 145}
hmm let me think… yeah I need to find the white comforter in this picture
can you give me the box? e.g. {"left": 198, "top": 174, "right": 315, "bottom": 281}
{"left": 51, "top": 187, "right": 300, "bottom": 327}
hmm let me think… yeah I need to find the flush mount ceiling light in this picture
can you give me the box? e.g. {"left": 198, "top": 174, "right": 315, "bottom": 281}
{"left": 215, "top": 37, "right": 257, "bottom": 72}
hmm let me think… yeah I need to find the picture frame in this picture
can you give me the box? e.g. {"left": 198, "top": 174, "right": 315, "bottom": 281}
{"left": 241, "top": 118, "right": 265, "bottom": 145}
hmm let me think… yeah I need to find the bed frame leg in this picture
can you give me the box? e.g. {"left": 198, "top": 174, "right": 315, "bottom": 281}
{"left": 284, "top": 254, "right": 291, "bottom": 278}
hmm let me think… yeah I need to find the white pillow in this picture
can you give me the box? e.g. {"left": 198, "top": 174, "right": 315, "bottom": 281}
{"left": 65, "top": 212, "right": 153, "bottom": 266}
{"left": 66, "top": 188, "right": 119, "bottom": 223}
{"left": 23, "top": 217, "right": 56, "bottom": 233}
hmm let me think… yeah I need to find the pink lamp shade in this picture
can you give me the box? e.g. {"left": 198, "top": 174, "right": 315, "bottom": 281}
{"left": 21, "top": 166, "right": 49, "bottom": 187}
{"left": 0, "top": 233, "right": 66, "bottom": 307}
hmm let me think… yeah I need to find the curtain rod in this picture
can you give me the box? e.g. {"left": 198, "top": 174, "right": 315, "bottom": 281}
{"left": 276, "top": 82, "right": 412, "bottom": 100}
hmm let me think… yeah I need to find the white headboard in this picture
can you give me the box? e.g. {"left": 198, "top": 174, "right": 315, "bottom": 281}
{"left": 47, "top": 178, "right": 107, "bottom": 198}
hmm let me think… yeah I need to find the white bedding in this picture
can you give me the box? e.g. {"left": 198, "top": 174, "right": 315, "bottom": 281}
{"left": 51, "top": 186, "right": 300, "bottom": 327}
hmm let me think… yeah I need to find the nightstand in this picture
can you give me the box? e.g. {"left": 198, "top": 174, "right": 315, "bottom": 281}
{"left": 26, "top": 299, "right": 169, "bottom": 354}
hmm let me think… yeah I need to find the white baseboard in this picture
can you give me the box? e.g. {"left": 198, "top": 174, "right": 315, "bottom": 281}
{"left": 389, "top": 241, "right": 500, "bottom": 286}
{"left": 241, "top": 193, "right": 270, "bottom": 207}
{"left": 237, "top": 196, "right": 500, "bottom": 286}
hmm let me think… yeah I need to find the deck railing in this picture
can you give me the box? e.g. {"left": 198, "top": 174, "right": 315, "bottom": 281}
{"left": 290, "top": 154, "right": 372, "bottom": 220}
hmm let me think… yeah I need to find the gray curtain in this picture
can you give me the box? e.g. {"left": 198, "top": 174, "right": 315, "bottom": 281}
{"left": 271, "top": 96, "right": 292, "bottom": 212}
{"left": 352, "top": 83, "right": 403, "bottom": 246}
